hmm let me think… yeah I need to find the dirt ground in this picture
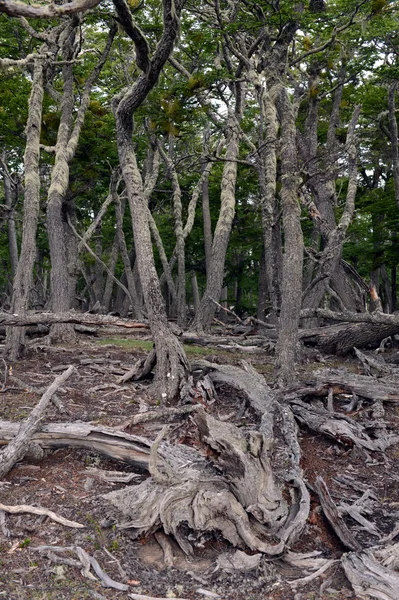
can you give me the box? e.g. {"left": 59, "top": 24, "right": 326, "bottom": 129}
{"left": 0, "top": 329, "right": 398, "bottom": 600}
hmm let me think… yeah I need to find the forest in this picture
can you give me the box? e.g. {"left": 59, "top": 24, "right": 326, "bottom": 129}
{"left": 0, "top": 0, "right": 399, "bottom": 599}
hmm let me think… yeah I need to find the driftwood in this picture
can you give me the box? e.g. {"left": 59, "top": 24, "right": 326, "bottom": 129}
{"left": 102, "top": 360, "right": 312, "bottom": 556}
{"left": 342, "top": 546, "right": 399, "bottom": 600}
{"left": 0, "top": 365, "right": 75, "bottom": 478}
{"left": 105, "top": 410, "right": 286, "bottom": 556}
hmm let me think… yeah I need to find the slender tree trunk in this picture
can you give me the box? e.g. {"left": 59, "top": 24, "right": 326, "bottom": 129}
{"left": 202, "top": 157, "right": 212, "bottom": 277}
{"left": 388, "top": 82, "right": 399, "bottom": 208}
{"left": 256, "top": 80, "right": 280, "bottom": 316}
{"left": 103, "top": 234, "right": 119, "bottom": 312}
{"left": 274, "top": 87, "right": 303, "bottom": 387}
{"left": 193, "top": 107, "right": 242, "bottom": 332}
{"left": 158, "top": 145, "right": 186, "bottom": 326}
{"left": 114, "top": 190, "right": 143, "bottom": 318}
{"left": 115, "top": 124, "right": 188, "bottom": 399}
{"left": 113, "top": 0, "right": 188, "bottom": 400}
{"left": 47, "top": 21, "right": 116, "bottom": 342}
{"left": 1, "top": 154, "right": 19, "bottom": 279}
{"left": 5, "top": 61, "right": 44, "bottom": 360}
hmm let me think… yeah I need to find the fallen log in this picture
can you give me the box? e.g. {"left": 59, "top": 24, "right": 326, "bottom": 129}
{"left": 289, "top": 398, "right": 399, "bottom": 451}
{"left": 0, "top": 421, "right": 152, "bottom": 469}
{"left": 300, "top": 321, "right": 399, "bottom": 355}
{"left": 0, "top": 310, "right": 149, "bottom": 330}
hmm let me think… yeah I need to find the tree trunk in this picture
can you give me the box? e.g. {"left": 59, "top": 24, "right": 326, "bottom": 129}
{"left": 1, "top": 153, "right": 19, "bottom": 280}
{"left": 255, "top": 79, "right": 280, "bottom": 316}
{"left": 103, "top": 234, "right": 120, "bottom": 312}
{"left": 113, "top": 186, "right": 143, "bottom": 319}
{"left": 47, "top": 21, "right": 116, "bottom": 343}
{"left": 193, "top": 105, "right": 243, "bottom": 332}
{"left": 274, "top": 87, "right": 304, "bottom": 387}
{"left": 5, "top": 60, "right": 44, "bottom": 360}
{"left": 113, "top": 0, "right": 188, "bottom": 400}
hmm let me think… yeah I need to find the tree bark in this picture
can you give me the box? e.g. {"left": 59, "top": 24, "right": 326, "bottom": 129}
{"left": 113, "top": 0, "right": 188, "bottom": 400}
{"left": 193, "top": 105, "right": 243, "bottom": 332}
{"left": 274, "top": 86, "right": 303, "bottom": 387}
{"left": 5, "top": 60, "right": 44, "bottom": 360}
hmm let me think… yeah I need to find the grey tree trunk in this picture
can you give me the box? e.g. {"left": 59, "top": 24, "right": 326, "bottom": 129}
{"left": 274, "top": 87, "right": 304, "bottom": 387}
{"left": 113, "top": 186, "right": 143, "bottom": 319}
{"left": 5, "top": 60, "right": 44, "bottom": 360}
{"left": 255, "top": 78, "right": 280, "bottom": 316}
{"left": 302, "top": 105, "right": 362, "bottom": 323}
{"left": 113, "top": 0, "right": 188, "bottom": 400}
{"left": 1, "top": 154, "right": 19, "bottom": 280}
{"left": 47, "top": 21, "right": 116, "bottom": 343}
{"left": 193, "top": 102, "right": 243, "bottom": 332}
{"left": 301, "top": 69, "right": 362, "bottom": 318}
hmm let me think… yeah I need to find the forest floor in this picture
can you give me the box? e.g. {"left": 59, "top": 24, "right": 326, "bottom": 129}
{"left": 0, "top": 328, "right": 398, "bottom": 600}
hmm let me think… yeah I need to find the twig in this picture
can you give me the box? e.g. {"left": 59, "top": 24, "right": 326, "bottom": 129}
{"left": 0, "top": 503, "right": 84, "bottom": 528}
{"left": 208, "top": 297, "right": 244, "bottom": 324}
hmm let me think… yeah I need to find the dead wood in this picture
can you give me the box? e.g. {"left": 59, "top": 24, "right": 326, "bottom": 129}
{"left": 0, "top": 365, "right": 75, "bottom": 478}
{"left": 105, "top": 413, "right": 287, "bottom": 556}
{"left": 33, "top": 545, "right": 129, "bottom": 591}
{"left": 299, "top": 321, "right": 399, "bottom": 354}
{"left": 314, "top": 477, "right": 361, "bottom": 551}
{"left": 120, "top": 404, "right": 202, "bottom": 428}
{"left": 354, "top": 348, "right": 392, "bottom": 377}
{"left": 310, "top": 368, "right": 399, "bottom": 404}
{"left": 117, "top": 348, "right": 157, "bottom": 383}
{"left": 0, "top": 310, "right": 148, "bottom": 330}
{"left": 289, "top": 397, "right": 399, "bottom": 451}
{"left": 342, "top": 546, "right": 399, "bottom": 600}
{"left": 301, "top": 307, "right": 399, "bottom": 326}
{"left": 191, "top": 359, "right": 274, "bottom": 415}
{"left": 215, "top": 550, "right": 262, "bottom": 572}
{"left": 0, "top": 421, "right": 152, "bottom": 469}
{"left": 0, "top": 503, "right": 84, "bottom": 528}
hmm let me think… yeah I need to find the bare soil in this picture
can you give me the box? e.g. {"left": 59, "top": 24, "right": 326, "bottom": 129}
{"left": 0, "top": 331, "right": 398, "bottom": 600}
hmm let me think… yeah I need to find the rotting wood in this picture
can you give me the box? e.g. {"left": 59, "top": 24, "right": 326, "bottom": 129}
{"left": 0, "top": 503, "right": 84, "bottom": 528}
{"left": 314, "top": 477, "right": 361, "bottom": 551}
{"left": 0, "top": 365, "right": 75, "bottom": 478}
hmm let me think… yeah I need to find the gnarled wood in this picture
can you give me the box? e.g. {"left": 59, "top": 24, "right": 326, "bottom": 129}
{"left": 342, "top": 547, "right": 399, "bottom": 600}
